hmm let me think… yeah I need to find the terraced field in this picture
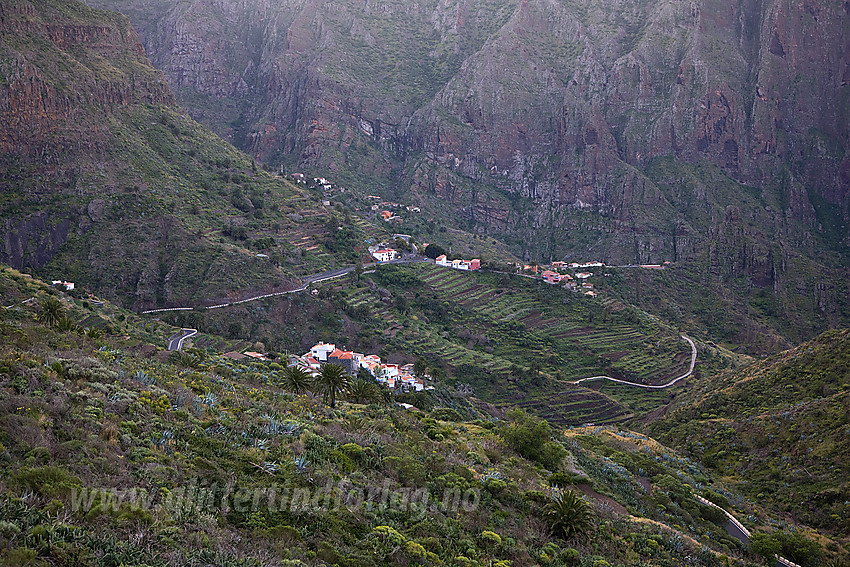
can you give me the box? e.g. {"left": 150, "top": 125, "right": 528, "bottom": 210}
{"left": 411, "top": 264, "right": 689, "bottom": 382}
{"left": 333, "top": 263, "right": 694, "bottom": 425}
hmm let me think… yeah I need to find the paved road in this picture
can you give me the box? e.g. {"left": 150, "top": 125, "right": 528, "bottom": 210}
{"left": 142, "top": 255, "right": 428, "bottom": 315}
{"left": 167, "top": 328, "right": 197, "bottom": 351}
{"left": 569, "top": 335, "right": 697, "bottom": 389}
{"left": 696, "top": 496, "right": 801, "bottom": 567}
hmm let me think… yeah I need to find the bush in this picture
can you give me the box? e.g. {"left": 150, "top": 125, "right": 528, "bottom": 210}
{"left": 423, "top": 243, "right": 447, "bottom": 259}
{"left": 11, "top": 466, "right": 80, "bottom": 498}
{"left": 430, "top": 407, "right": 463, "bottom": 421}
{"left": 499, "top": 409, "right": 565, "bottom": 470}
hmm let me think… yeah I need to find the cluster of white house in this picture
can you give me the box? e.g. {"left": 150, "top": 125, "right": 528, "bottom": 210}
{"left": 293, "top": 342, "right": 429, "bottom": 392}
{"left": 435, "top": 255, "right": 480, "bottom": 271}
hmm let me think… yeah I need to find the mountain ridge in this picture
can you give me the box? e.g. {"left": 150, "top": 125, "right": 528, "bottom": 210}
{"left": 88, "top": 0, "right": 850, "bottom": 351}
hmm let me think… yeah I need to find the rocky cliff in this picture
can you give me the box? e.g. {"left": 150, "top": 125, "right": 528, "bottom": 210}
{"left": 0, "top": 0, "right": 330, "bottom": 310}
{"left": 28, "top": 0, "right": 850, "bottom": 344}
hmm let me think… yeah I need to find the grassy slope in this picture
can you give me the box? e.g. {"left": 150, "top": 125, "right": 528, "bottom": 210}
{"left": 0, "top": 0, "right": 388, "bottom": 310}
{"left": 157, "top": 261, "right": 742, "bottom": 427}
{"left": 2, "top": 267, "right": 843, "bottom": 566}
{"left": 648, "top": 329, "right": 850, "bottom": 537}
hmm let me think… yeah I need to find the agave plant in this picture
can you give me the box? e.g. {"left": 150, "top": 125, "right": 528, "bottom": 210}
{"left": 293, "top": 456, "right": 310, "bottom": 474}
{"left": 134, "top": 370, "right": 156, "bottom": 387}
{"left": 480, "top": 471, "right": 506, "bottom": 483}
{"left": 204, "top": 424, "right": 227, "bottom": 436}
{"left": 543, "top": 490, "right": 593, "bottom": 541}
{"left": 153, "top": 430, "right": 175, "bottom": 452}
{"left": 281, "top": 422, "right": 301, "bottom": 436}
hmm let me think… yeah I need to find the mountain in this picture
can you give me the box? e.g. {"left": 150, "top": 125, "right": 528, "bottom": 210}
{"left": 648, "top": 329, "right": 850, "bottom": 536}
{"left": 0, "top": 0, "right": 380, "bottom": 311}
{"left": 0, "top": 0, "right": 722, "bottom": 430}
{"left": 86, "top": 0, "right": 850, "bottom": 352}
{"left": 0, "top": 265, "right": 844, "bottom": 566}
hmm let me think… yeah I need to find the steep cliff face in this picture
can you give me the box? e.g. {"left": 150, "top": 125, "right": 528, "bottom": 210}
{"left": 0, "top": 0, "right": 328, "bottom": 310}
{"left": 53, "top": 0, "right": 850, "bottom": 343}
{"left": 0, "top": 1, "right": 174, "bottom": 158}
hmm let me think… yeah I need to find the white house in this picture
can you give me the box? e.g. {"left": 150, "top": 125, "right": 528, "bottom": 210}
{"left": 435, "top": 254, "right": 449, "bottom": 266}
{"left": 379, "top": 364, "right": 400, "bottom": 382}
{"left": 52, "top": 280, "right": 74, "bottom": 291}
{"left": 309, "top": 342, "right": 336, "bottom": 362}
{"left": 372, "top": 249, "right": 397, "bottom": 262}
{"left": 575, "top": 272, "right": 593, "bottom": 279}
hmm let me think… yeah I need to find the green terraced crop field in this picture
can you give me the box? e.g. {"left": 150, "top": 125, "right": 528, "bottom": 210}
{"left": 330, "top": 262, "right": 697, "bottom": 425}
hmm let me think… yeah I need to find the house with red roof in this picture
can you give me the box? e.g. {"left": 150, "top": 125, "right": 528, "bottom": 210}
{"left": 372, "top": 249, "right": 397, "bottom": 262}
{"left": 310, "top": 342, "right": 336, "bottom": 362}
{"left": 327, "top": 349, "right": 361, "bottom": 374}
{"left": 542, "top": 270, "right": 563, "bottom": 284}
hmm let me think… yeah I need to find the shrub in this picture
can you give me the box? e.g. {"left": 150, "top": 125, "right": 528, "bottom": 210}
{"left": 430, "top": 407, "right": 462, "bottom": 421}
{"left": 11, "top": 466, "right": 80, "bottom": 498}
{"left": 498, "top": 409, "right": 565, "bottom": 470}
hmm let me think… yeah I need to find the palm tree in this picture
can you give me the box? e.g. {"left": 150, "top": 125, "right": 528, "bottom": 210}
{"left": 55, "top": 317, "right": 79, "bottom": 333}
{"left": 313, "top": 363, "right": 349, "bottom": 408}
{"left": 280, "top": 365, "right": 312, "bottom": 395}
{"left": 543, "top": 490, "right": 593, "bottom": 541}
{"left": 35, "top": 296, "right": 65, "bottom": 327}
{"left": 347, "top": 377, "right": 378, "bottom": 404}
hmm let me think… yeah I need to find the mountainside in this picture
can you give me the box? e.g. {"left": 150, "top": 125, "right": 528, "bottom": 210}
{"left": 1, "top": 265, "right": 844, "bottom": 566}
{"left": 0, "top": 0, "right": 380, "bottom": 311}
{"left": 88, "top": 0, "right": 850, "bottom": 351}
{"left": 648, "top": 329, "right": 850, "bottom": 537}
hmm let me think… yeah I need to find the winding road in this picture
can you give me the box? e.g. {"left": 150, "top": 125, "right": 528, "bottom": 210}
{"left": 141, "top": 255, "right": 427, "bottom": 315}
{"left": 167, "top": 328, "right": 197, "bottom": 351}
{"left": 696, "top": 496, "right": 802, "bottom": 567}
{"left": 569, "top": 335, "right": 697, "bottom": 389}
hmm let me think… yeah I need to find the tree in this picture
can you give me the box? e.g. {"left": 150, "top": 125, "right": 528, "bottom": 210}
{"left": 280, "top": 365, "right": 312, "bottom": 395}
{"left": 347, "top": 377, "right": 379, "bottom": 404}
{"left": 413, "top": 357, "right": 428, "bottom": 378}
{"left": 750, "top": 531, "right": 823, "bottom": 567}
{"left": 499, "top": 409, "right": 565, "bottom": 469}
{"left": 35, "top": 296, "right": 65, "bottom": 328}
{"left": 423, "top": 243, "right": 446, "bottom": 259}
{"left": 394, "top": 295, "right": 409, "bottom": 314}
{"left": 314, "top": 363, "right": 349, "bottom": 408}
{"left": 543, "top": 490, "right": 593, "bottom": 541}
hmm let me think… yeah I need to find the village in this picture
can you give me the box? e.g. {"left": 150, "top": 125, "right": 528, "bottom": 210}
{"left": 291, "top": 342, "right": 431, "bottom": 392}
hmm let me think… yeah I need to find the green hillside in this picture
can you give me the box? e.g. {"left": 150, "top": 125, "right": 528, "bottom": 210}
{"left": 649, "top": 329, "right": 850, "bottom": 537}
{"left": 0, "top": 0, "right": 387, "bottom": 310}
{"left": 0, "top": 267, "right": 843, "bottom": 566}
{"left": 157, "top": 261, "right": 743, "bottom": 427}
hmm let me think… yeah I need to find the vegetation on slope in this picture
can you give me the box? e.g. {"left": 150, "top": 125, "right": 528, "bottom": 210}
{"left": 0, "top": 0, "right": 391, "bottom": 310}
{"left": 157, "top": 261, "right": 736, "bottom": 426}
{"left": 3, "top": 266, "right": 840, "bottom": 566}
{"left": 649, "top": 329, "right": 850, "bottom": 538}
